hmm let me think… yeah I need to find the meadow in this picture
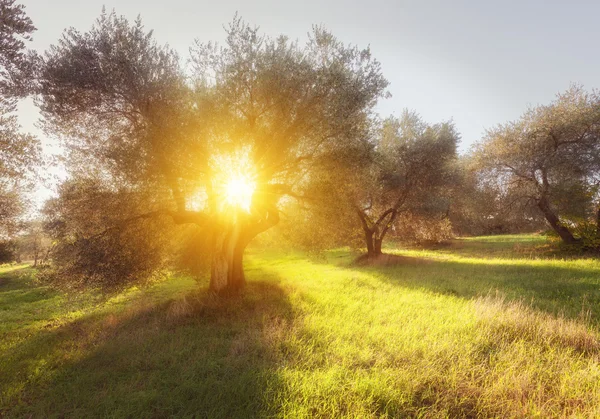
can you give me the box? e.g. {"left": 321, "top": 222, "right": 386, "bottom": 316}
{"left": 2, "top": 234, "right": 600, "bottom": 418}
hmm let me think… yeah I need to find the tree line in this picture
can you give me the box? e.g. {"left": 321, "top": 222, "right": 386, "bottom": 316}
{"left": 2, "top": 3, "right": 600, "bottom": 294}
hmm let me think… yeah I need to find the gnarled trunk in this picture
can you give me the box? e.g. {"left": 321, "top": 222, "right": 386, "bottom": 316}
{"left": 537, "top": 196, "right": 579, "bottom": 244}
{"left": 363, "top": 227, "right": 384, "bottom": 258}
{"left": 210, "top": 224, "right": 248, "bottom": 294}
{"left": 359, "top": 208, "right": 398, "bottom": 258}
{"left": 209, "top": 206, "right": 280, "bottom": 294}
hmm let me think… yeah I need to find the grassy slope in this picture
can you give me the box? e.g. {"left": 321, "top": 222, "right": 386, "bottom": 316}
{"left": 2, "top": 235, "right": 600, "bottom": 418}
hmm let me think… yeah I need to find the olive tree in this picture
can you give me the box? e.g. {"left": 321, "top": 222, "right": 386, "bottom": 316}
{"left": 354, "top": 112, "right": 459, "bottom": 257}
{"left": 38, "top": 12, "right": 388, "bottom": 293}
{"left": 474, "top": 86, "right": 600, "bottom": 245}
{"left": 15, "top": 220, "right": 51, "bottom": 266}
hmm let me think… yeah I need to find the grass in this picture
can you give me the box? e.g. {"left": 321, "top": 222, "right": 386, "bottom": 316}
{"left": 2, "top": 234, "right": 600, "bottom": 417}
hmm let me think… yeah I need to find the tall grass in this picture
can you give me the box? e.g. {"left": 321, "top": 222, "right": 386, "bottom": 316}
{"left": 2, "top": 234, "right": 600, "bottom": 417}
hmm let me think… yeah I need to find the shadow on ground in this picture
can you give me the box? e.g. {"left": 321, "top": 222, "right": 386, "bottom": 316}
{"left": 348, "top": 253, "right": 600, "bottom": 325}
{"left": 304, "top": 237, "right": 600, "bottom": 325}
{"left": 1, "top": 271, "right": 295, "bottom": 418}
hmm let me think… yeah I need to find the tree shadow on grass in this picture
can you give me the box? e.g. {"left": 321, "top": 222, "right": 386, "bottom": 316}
{"left": 2, "top": 272, "right": 295, "bottom": 418}
{"left": 351, "top": 254, "right": 600, "bottom": 325}
{"left": 0, "top": 266, "right": 37, "bottom": 292}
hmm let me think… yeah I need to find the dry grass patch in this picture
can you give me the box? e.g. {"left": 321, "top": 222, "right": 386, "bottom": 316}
{"left": 475, "top": 294, "right": 600, "bottom": 355}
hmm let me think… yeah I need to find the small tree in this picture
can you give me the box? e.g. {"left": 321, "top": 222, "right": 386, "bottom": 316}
{"left": 15, "top": 220, "right": 51, "bottom": 266}
{"left": 354, "top": 112, "right": 459, "bottom": 257}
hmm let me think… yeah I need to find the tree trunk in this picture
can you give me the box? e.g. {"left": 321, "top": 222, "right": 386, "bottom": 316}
{"left": 596, "top": 206, "right": 600, "bottom": 237}
{"left": 210, "top": 224, "right": 247, "bottom": 294}
{"left": 537, "top": 197, "right": 579, "bottom": 244}
{"left": 373, "top": 238, "right": 383, "bottom": 255}
{"left": 208, "top": 205, "right": 280, "bottom": 294}
{"left": 363, "top": 228, "right": 383, "bottom": 258}
{"left": 364, "top": 228, "right": 375, "bottom": 256}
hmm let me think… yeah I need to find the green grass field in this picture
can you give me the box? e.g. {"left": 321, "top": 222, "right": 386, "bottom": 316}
{"left": 2, "top": 234, "right": 600, "bottom": 418}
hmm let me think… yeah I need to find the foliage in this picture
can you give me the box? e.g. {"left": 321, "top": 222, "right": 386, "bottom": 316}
{"left": 14, "top": 220, "right": 51, "bottom": 266}
{"left": 450, "top": 156, "right": 546, "bottom": 236}
{"left": 0, "top": 0, "right": 36, "bottom": 102}
{"left": 0, "top": 239, "right": 17, "bottom": 262}
{"left": 276, "top": 198, "right": 365, "bottom": 253}
{"left": 40, "top": 179, "right": 176, "bottom": 291}
{"left": 0, "top": 1, "right": 39, "bottom": 238}
{"left": 555, "top": 220, "right": 600, "bottom": 253}
{"left": 0, "top": 115, "right": 39, "bottom": 238}
{"left": 352, "top": 111, "right": 459, "bottom": 255}
{"left": 393, "top": 212, "right": 453, "bottom": 244}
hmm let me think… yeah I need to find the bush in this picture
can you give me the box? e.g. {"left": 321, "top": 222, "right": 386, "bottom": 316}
{"left": 40, "top": 179, "right": 176, "bottom": 291}
{"left": 546, "top": 220, "right": 600, "bottom": 253}
{"left": 0, "top": 240, "right": 18, "bottom": 263}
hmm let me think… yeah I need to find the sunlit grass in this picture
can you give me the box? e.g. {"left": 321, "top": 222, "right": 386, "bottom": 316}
{"left": 2, "top": 234, "right": 600, "bottom": 417}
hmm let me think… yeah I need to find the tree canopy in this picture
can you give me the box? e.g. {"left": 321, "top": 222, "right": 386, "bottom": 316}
{"left": 38, "top": 12, "right": 388, "bottom": 292}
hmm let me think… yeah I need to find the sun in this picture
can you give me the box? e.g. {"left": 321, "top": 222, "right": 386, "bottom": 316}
{"left": 223, "top": 175, "right": 256, "bottom": 212}
{"left": 211, "top": 147, "right": 257, "bottom": 213}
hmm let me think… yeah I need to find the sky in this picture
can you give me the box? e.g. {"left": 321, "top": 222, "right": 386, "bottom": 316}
{"left": 17, "top": 0, "right": 600, "bottom": 203}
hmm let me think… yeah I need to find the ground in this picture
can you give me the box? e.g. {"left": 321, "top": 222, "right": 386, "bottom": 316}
{"left": 2, "top": 234, "right": 600, "bottom": 418}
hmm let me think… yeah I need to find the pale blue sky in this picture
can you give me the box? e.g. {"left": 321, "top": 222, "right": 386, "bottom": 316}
{"left": 17, "top": 0, "right": 600, "bottom": 201}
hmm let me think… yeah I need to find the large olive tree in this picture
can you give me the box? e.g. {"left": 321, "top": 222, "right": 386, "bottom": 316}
{"left": 39, "top": 12, "right": 388, "bottom": 293}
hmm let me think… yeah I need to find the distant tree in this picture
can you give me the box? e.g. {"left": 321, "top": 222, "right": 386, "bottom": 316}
{"left": 295, "top": 112, "right": 459, "bottom": 257}
{"left": 474, "top": 86, "right": 600, "bottom": 246}
{"left": 449, "top": 156, "right": 546, "bottom": 236}
{"left": 354, "top": 112, "right": 459, "bottom": 256}
{"left": 15, "top": 220, "right": 50, "bottom": 266}
{"left": 0, "top": 0, "right": 39, "bottom": 238}
{"left": 38, "top": 12, "right": 388, "bottom": 293}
